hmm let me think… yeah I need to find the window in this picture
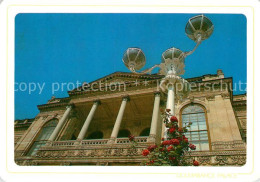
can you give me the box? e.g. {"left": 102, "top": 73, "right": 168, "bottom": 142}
{"left": 86, "top": 131, "right": 103, "bottom": 139}
{"left": 181, "top": 104, "right": 210, "bottom": 151}
{"left": 117, "top": 129, "right": 131, "bottom": 138}
{"left": 139, "top": 128, "right": 150, "bottom": 136}
{"left": 27, "top": 119, "right": 58, "bottom": 156}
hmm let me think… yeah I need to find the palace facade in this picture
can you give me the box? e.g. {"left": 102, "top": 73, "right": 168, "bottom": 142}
{"left": 14, "top": 70, "right": 246, "bottom": 166}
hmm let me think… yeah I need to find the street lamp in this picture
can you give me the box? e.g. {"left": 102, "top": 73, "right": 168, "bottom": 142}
{"left": 122, "top": 14, "right": 214, "bottom": 137}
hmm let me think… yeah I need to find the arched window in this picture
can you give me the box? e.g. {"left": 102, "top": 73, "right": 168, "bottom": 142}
{"left": 86, "top": 131, "right": 103, "bottom": 139}
{"left": 139, "top": 128, "right": 150, "bottom": 136}
{"left": 181, "top": 104, "right": 210, "bottom": 151}
{"left": 27, "top": 119, "right": 58, "bottom": 156}
{"left": 118, "top": 129, "right": 131, "bottom": 138}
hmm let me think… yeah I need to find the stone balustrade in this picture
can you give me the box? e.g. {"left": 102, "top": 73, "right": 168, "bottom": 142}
{"left": 50, "top": 140, "right": 76, "bottom": 147}
{"left": 47, "top": 137, "right": 149, "bottom": 147}
{"left": 116, "top": 137, "right": 148, "bottom": 144}
{"left": 81, "top": 139, "right": 109, "bottom": 145}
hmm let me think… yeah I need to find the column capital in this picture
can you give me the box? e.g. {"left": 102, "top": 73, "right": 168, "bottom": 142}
{"left": 154, "top": 91, "right": 161, "bottom": 96}
{"left": 121, "top": 95, "right": 130, "bottom": 101}
{"left": 67, "top": 103, "right": 75, "bottom": 109}
{"left": 93, "top": 99, "right": 101, "bottom": 105}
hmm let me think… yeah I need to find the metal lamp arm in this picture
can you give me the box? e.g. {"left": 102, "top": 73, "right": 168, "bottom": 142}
{"left": 184, "top": 35, "right": 202, "bottom": 57}
{"left": 129, "top": 64, "right": 161, "bottom": 75}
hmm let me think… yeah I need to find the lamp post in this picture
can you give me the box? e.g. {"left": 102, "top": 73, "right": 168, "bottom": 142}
{"left": 122, "top": 15, "right": 214, "bottom": 138}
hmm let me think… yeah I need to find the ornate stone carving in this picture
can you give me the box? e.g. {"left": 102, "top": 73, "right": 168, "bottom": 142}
{"left": 18, "top": 138, "right": 246, "bottom": 166}
{"left": 211, "top": 140, "right": 245, "bottom": 150}
{"left": 48, "top": 96, "right": 61, "bottom": 104}
{"left": 188, "top": 96, "right": 194, "bottom": 103}
{"left": 197, "top": 156, "right": 212, "bottom": 165}
{"left": 230, "top": 155, "right": 246, "bottom": 165}
{"left": 214, "top": 156, "right": 229, "bottom": 165}
{"left": 206, "top": 94, "right": 215, "bottom": 101}
{"left": 221, "top": 93, "right": 230, "bottom": 99}
{"left": 23, "top": 160, "right": 38, "bottom": 166}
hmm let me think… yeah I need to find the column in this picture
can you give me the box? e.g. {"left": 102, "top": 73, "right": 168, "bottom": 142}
{"left": 166, "top": 85, "right": 175, "bottom": 115}
{"left": 164, "top": 85, "right": 175, "bottom": 138}
{"left": 48, "top": 104, "right": 73, "bottom": 141}
{"left": 76, "top": 100, "right": 100, "bottom": 141}
{"left": 148, "top": 91, "right": 161, "bottom": 142}
{"left": 109, "top": 95, "right": 129, "bottom": 143}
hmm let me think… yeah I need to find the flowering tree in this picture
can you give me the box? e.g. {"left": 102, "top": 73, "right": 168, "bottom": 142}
{"left": 129, "top": 109, "right": 199, "bottom": 166}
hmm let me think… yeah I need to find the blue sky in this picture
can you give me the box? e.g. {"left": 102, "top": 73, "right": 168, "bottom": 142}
{"left": 15, "top": 13, "right": 247, "bottom": 120}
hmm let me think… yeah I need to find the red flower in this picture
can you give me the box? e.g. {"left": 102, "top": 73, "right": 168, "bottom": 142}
{"left": 166, "top": 109, "right": 171, "bottom": 112}
{"left": 189, "top": 144, "right": 196, "bottom": 150}
{"left": 150, "top": 160, "right": 155, "bottom": 164}
{"left": 177, "top": 137, "right": 183, "bottom": 141}
{"left": 193, "top": 160, "right": 199, "bottom": 166}
{"left": 159, "top": 147, "right": 165, "bottom": 152}
{"left": 170, "top": 116, "right": 178, "bottom": 123}
{"left": 170, "top": 139, "right": 180, "bottom": 146}
{"left": 128, "top": 135, "right": 135, "bottom": 141}
{"left": 147, "top": 144, "right": 157, "bottom": 152}
{"left": 162, "top": 140, "right": 172, "bottom": 145}
{"left": 142, "top": 149, "right": 150, "bottom": 156}
{"left": 183, "top": 138, "right": 188, "bottom": 143}
{"left": 178, "top": 128, "right": 183, "bottom": 132}
{"left": 167, "top": 145, "right": 174, "bottom": 151}
{"left": 161, "top": 137, "right": 164, "bottom": 141}
{"left": 169, "top": 127, "right": 175, "bottom": 133}
{"left": 169, "top": 156, "right": 176, "bottom": 161}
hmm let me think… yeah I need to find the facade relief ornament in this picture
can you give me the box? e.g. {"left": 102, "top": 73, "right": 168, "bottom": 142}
{"left": 188, "top": 96, "right": 194, "bottom": 103}
{"left": 221, "top": 93, "right": 230, "bottom": 99}
{"left": 211, "top": 140, "right": 246, "bottom": 150}
{"left": 24, "top": 145, "right": 246, "bottom": 166}
{"left": 214, "top": 156, "right": 229, "bottom": 166}
{"left": 197, "top": 156, "right": 212, "bottom": 166}
{"left": 206, "top": 94, "right": 215, "bottom": 101}
{"left": 48, "top": 96, "right": 61, "bottom": 104}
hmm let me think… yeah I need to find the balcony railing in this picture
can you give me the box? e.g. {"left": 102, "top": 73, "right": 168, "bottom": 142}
{"left": 81, "top": 139, "right": 109, "bottom": 145}
{"left": 50, "top": 140, "right": 75, "bottom": 147}
{"left": 116, "top": 137, "right": 148, "bottom": 144}
{"left": 48, "top": 137, "right": 149, "bottom": 147}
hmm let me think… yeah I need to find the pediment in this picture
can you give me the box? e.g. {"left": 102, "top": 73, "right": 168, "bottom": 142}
{"left": 69, "top": 72, "right": 163, "bottom": 94}
{"left": 90, "top": 72, "right": 162, "bottom": 84}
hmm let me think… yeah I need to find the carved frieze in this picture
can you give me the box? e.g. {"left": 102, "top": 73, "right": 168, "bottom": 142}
{"left": 211, "top": 140, "right": 245, "bottom": 150}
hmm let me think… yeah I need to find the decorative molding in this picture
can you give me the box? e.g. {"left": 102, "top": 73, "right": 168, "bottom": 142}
{"left": 221, "top": 93, "right": 230, "bottom": 99}
{"left": 188, "top": 96, "right": 194, "bottom": 103}
{"left": 211, "top": 140, "right": 246, "bottom": 151}
{"left": 185, "top": 155, "right": 246, "bottom": 166}
{"left": 206, "top": 94, "right": 215, "bottom": 101}
{"left": 153, "top": 91, "right": 161, "bottom": 96}
{"left": 176, "top": 98, "right": 210, "bottom": 115}
{"left": 16, "top": 144, "right": 246, "bottom": 166}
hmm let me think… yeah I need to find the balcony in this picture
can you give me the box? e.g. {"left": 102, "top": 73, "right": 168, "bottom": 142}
{"left": 14, "top": 136, "right": 246, "bottom": 166}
